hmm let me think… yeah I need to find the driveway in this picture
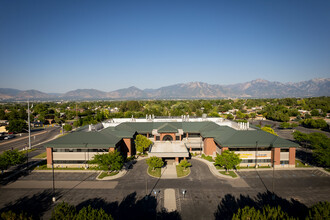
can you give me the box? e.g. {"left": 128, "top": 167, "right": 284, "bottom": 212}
{"left": 0, "top": 159, "right": 330, "bottom": 220}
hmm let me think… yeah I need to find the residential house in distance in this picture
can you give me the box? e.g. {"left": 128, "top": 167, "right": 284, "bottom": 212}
{"left": 45, "top": 117, "right": 298, "bottom": 169}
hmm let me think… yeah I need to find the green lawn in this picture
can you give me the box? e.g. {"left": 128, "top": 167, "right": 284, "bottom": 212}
{"left": 176, "top": 165, "right": 190, "bottom": 177}
{"left": 215, "top": 165, "right": 225, "bottom": 170}
{"left": 32, "top": 151, "right": 47, "bottom": 159}
{"left": 219, "top": 171, "right": 238, "bottom": 178}
{"left": 325, "top": 168, "right": 330, "bottom": 173}
{"left": 295, "top": 159, "right": 311, "bottom": 167}
{"left": 98, "top": 171, "right": 119, "bottom": 179}
{"left": 239, "top": 166, "right": 271, "bottom": 169}
{"left": 34, "top": 163, "right": 86, "bottom": 170}
{"left": 22, "top": 148, "right": 37, "bottom": 153}
{"left": 148, "top": 166, "right": 161, "bottom": 178}
{"left": 201, "top": 154, "right": 214, "bottom": 162}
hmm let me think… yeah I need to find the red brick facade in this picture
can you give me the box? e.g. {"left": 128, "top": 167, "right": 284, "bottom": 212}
{"left": 46, "top": 147, "right": 52, "bottom": 166}
{"left": 123, "top": 138, "right": 132, "bottom": 157}
{"left": 289, "top": 147, "right": 296, "bottom": 165}
{"left": 203, "top": 138, "right": 217, "bottom": 156}
{"left": 271, "top": 148, "right": 281, "bottom": 165}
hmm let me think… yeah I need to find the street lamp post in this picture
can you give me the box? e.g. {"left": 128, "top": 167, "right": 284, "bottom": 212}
{"left": 272, "top": 159, "right": 275, "bottom": 200}
{"left": 52, "top": 148, "right": 56, "bottom": 202}
{"left": 27, "top": 100, "right": 31, "bottom": 150}
{"left": 255, "top": 141, "right": 258, "bottom": 168}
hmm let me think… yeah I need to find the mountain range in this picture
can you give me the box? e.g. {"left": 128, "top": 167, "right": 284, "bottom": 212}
{"left": 0, "top": 78, "right": 329, "bottom": 101}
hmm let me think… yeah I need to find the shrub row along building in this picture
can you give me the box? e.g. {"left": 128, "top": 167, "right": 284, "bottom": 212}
{"left": 45, "top": 117, "right": 298, "bottom": 168}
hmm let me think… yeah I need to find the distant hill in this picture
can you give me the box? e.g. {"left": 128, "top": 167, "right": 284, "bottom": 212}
{"left": 0, "top": 78, "right": 329, "bottom": 101}
{"left": 61, "top": 89, "right": 108, "bottom": 99}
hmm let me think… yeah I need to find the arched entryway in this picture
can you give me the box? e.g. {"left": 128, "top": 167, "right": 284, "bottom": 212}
{"left": 163, "top": 135, "right": 173, "bottom": 141}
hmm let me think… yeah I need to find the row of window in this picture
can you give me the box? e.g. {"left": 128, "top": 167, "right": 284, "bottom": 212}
{"left": 241, "top": 159, "right": 289, "bottom": 164}
{"left": 230, "top": 148, "right": 290, "bottom": 152}
{"left": 53, "top": 149, "right": 109, "bottom": 152}
{"left": 241, "top": 159, "right": 271, "bottom": 163}
{"left": 53, "top": 160, "right": 86, "bottom": 164}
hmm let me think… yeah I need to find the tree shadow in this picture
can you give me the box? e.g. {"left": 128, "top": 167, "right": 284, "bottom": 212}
{"left": 0, "top": 189, "right": 61, "bottom": 219}
{"left": 76, "top": 192, "right": 181, "bottom": 220}
{"left": 214, "top": 191, "right": 308, "bottom": 220}
{"left": 296, "top": 148, "right": 318, "bottom": 166}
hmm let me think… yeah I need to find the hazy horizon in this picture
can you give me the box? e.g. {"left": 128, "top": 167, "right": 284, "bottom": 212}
{"left": 1, "top": 0, "right": 329, "bottom": 93}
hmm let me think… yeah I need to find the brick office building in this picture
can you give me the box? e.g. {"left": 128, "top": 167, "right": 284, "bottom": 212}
{"left": 45, "top": 118, "right": 298, "bottom": 168}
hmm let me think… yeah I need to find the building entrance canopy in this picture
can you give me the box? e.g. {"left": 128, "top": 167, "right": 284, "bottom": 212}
{"left": 149, "top": 142, "right": 189, "bottom": 158}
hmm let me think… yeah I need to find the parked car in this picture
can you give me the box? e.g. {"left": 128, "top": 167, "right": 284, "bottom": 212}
{"left": 4, "top": 135, "right": 15, "bottom": 140}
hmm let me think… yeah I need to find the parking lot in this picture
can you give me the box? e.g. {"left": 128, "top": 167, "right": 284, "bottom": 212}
{"left": 0, "top": 160, "right": 329, "bottom": 219}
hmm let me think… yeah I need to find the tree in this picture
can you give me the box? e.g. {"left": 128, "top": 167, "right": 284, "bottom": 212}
{"left": 75, "top": 205, "right": 113, "bottom": 220}
{"left": 307, "top": 201, "right": 330, "bottom": 220}
{"left": 6, "top": 119, "right": 28, "bottom": 133}
{"left": 261, "top": 126, "right": 278, "bottom": 136}
{"left": 311, "top": 109, "right": 320, "bottom": 116}
{"left": 50, "top": 202, "right": 76, "bottom": 220}
{"left": 232, "top": 205, "right": 292, "bottom": 220}
{"left": 208, "top": 112, "right": 220, "bottom": 117}
{"left": 226, "top": 114, "right": 234, "bottom": 120}
{"left": 0, "top": 149, "right": 27, "bottom": 171}
{"left": 63, "top": 124, "right": 72, "bottom": 132}
{"left": 1, "top": 210, "right": 33, "bottom": 220}
{"left": 214, "top": 150, "right": 241, "bottom": 174}
{"left": 135, "top": 134, "right": 152, "bottom": 154}
{"left": 179, "top": 159, "right": 191, "bottom": 171}
{"left": 89, "top": 150, "right": 124, "bottom": 172}
{"left": 146, "top": 156, "right": 164, "bottom": 171}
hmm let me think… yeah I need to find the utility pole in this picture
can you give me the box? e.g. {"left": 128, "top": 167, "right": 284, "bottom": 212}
{"left": 255, "top": 141, "right": 258, "bottom": 168}
{"left": 28, "top": 100, "right": 31, "bottom": 150}
{"left": 52, "top": 148, "right": 56, "bottom": 202}
{"left": 272, "top": 159, "right": 275, "bottom": 200}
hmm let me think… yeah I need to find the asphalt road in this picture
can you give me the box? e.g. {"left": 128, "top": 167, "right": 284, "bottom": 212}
{"left": 0, "top": 159, "right": 329, "bottom": 220}
{"left": 250, "top": 119, "right": 330, "bottom": 139}
{"left": 0, "top": 127, "right": 60, "bottom": 153}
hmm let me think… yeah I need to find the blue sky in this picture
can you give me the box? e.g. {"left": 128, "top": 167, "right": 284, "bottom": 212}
{"left": 0, "top": 0, "right": 329, "bottom": 93}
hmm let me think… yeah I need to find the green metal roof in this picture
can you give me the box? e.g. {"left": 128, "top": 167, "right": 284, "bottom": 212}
{"left": 44, "top": 131, "right": 120, "bottom": 148}
{"left": 100, "top": 127, "right": 135, "bottom": 138}
{"left": 157, "top": 123, "right": 178, "bottom": 133}
{"left": 213, "top": 129, "right": 299, "bottom": 148}
{"left": 46, "top": 121, "right": 298, "bottom": 150}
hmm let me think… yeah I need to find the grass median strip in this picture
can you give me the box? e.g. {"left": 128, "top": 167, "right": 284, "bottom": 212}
{"left": 176, "top": 165, "right": 190, "bottom": 177}
{"left": 219, "top": 171, "right": 237, "bottom": 178}
{"left": 98, "top": 171, "right": 119, "bottom": 179}
{"left": 148, "top": 167, "right": 161, "bottom": 178}
{"left": 32, "top": 151, "right": 47, "bottom": 159}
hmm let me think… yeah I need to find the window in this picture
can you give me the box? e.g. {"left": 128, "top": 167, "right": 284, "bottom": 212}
{"left": 156, "top": 136, "right": 160, "bottom": 141}
{"left": 241, "top": 159, "right": 271, "bottom": 163}
{"left": 176, "top": 136, "right": 180, "bottom": 141}
{"left": 230, "top": 147, "right": 272, "bottom": 151}
{"left": 281, "top": 148, "right": 289, "bottom": 152}
{"left": 54, "top": 160, "right": 85, "bottom": 164}
{"left": 280, "top": 160, "right": 289, "bottom": 164}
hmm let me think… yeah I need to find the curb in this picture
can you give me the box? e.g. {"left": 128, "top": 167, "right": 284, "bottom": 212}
{"left": 96, "top": 170, "right": 127, "bottom": 180}
{"left": 192, "top": 157, "right": 238, "bottom": 179}
{"left": 32, "top": 169, "right": 99, "bottom": 173}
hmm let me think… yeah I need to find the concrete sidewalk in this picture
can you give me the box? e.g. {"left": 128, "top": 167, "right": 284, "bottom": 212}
{"left": 161, "top": 164, "right": 177, "bottom": 179}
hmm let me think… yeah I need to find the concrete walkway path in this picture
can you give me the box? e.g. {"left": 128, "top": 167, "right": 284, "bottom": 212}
{"left": 161, "top": 164, "right": 177, "bottom": 179}
{"left": 164, "top": 188, "right": 176, "bottom": 212}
